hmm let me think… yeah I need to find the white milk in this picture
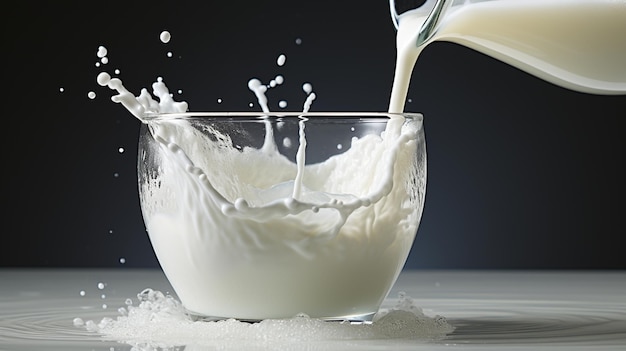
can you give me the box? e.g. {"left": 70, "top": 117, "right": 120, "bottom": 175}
{"left": 389, "top": 0, "right": 626, "bottom": 112}
{"left": 98, "top": 69, "right": 425, "bottom": 320}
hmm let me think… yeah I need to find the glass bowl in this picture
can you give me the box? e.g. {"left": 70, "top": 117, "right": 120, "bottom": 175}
{"left": 137, "top": 112, "right": 426, "bottom": 321}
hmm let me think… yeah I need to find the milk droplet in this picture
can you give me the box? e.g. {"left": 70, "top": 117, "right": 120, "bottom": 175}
{"left": 167, "top": 51, "right": 173, "bottom": 58}
{"left": 295, "top": 37, "right": 302, "bottom": 45}
{"left": 277, "top": 54, "right": 286, "bottom": 66}
{"left": 275, "top": 75, "right": 284, "bottom": 84}
{"left": 97, "top": 282, "right": 105, "bottom": 290}
{"left": 72, "top": 318, "right": 84, "bottom": 327}
{"left": 97, "top": 72, "right": 111, "bottom": 86}
{"left": 282, "top": 137, "right": 292, "bottom": 148}
{"left": 118, "top": 147, "right": 125, "bottom": 153}
{"left": 113, "top": 172, "right": 119, "bottom": 178}
{"left": 160, "top": 31, "right": 171, "bottom": 43}
{"left": 177, "top": 89, "right": 183, "bottom": 94}
{"left": 279, "top": 100, "right": 287, "bottom": 108}
{"left": 248, "top": 102, "right": 254, "bottom": 108}
{"left": 101, "top": 57, "right": 109, "bottom": 65}
{"left": 337, "top": 144, "right": 343, "bottom": 150}
{"left": 102, "top": 304, "right": 108, "bottom": 309}
{"left": 59, "top": 87, "right": 64, "bottom": 92}
{"left": 97, "top": 46, "right": 107, "bottom": 58}
{"left": 101, "top": 294, "right": 106, "bottom": 299}
{"left": 95, "top": 62, "right": 101, "bottom": 67}
{"left": 114, "top": 69, "right": 120, "bottom": 75}
{"left": 79, "top": 290, "right": 86, "bottom": 296}
{"left": 87, "top": 91, "right": 96, "bottom": 99}
{"left": 302, "top": 83, "right": 313, "bottom": 95}
{"left": 119, "top": 257, "right": 126, "bottom": 264}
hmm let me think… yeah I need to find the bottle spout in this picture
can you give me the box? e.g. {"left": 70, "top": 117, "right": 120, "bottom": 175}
{"left": 390, "top": 0, "right": 452, "bottom": 46}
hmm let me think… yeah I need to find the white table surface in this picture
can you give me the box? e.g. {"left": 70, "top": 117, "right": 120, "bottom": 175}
{"left": 1, "top": 269, "right": 625, "bottom": 350}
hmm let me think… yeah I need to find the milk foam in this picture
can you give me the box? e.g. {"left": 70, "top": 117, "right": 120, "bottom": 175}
{"left": 79, "top": 288, "right": 453, "bottom": 348}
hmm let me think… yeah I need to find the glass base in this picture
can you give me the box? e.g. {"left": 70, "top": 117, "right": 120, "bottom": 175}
{"left": 188, "top": 311, "right": 377, "bottom": 324}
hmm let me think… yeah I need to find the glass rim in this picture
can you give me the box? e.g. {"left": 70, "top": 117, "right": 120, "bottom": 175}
{"left": 142, "top": 111, "right": 423, "bottom": 121}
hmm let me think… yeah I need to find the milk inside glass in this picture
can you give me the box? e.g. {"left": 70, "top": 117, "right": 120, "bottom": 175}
{"left": 137, "top": 113, "right": 425, "bottom": 320}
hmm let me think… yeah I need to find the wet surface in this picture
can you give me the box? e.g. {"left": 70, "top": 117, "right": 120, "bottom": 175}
{"left": 1, "top": 269, "right": 625, "bottom": 350}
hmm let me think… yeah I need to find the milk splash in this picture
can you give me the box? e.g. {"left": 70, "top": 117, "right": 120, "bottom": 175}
{"left": 84, "top": 27, "right": 436, "bottom": 344}
{"left": 92, "top": 21, "right": 427, "bottom": 322}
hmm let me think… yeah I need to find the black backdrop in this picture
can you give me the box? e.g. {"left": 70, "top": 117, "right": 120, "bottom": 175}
{"left": 4, "top": 1, "right": 625, "bottom": 269}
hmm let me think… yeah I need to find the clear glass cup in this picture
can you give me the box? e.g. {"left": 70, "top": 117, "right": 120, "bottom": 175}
{"left": 137, "top": 112, "right": 426, "bottom": 321}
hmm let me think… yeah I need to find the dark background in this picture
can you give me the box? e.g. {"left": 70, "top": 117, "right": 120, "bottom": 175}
{"left": 3, "top": 1, "right": 625, "bottom": 270}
